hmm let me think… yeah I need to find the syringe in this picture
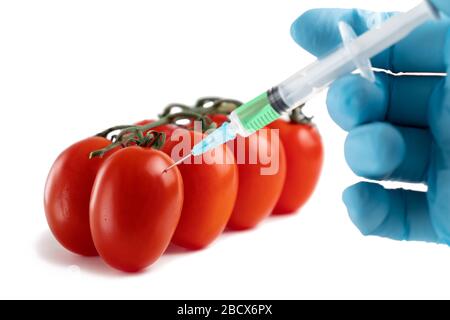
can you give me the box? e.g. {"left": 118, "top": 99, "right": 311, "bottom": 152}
{"left": 164, "top": 1, "right": 439, "bottom": 172}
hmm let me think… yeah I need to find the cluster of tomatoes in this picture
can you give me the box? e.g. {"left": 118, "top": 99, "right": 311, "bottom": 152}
{"left": 44, "top": 99, "right": 323, "bottom": 273}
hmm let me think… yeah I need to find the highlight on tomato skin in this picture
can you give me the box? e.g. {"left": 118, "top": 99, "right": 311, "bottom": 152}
{"left": 44, "top": 136, "right": 117, "bottom": 257}
{"left": 89, "top": 147, "right": 184, "bottom": 273}
{"left": 162, "top": 129, "right": 238, "bottom": 250}
{"left": 268, "top": 119, "right": 324, "bottom": 215}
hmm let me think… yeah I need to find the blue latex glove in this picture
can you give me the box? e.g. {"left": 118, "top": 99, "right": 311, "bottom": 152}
{"left": 291, "top": 2, "right": 450, "bottom": 244}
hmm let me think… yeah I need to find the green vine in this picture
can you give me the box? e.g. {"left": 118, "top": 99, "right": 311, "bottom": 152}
{"left": 89, "top": 109, "right": 215, "bottom": 159}
{"left": 89, "top": 97, "right": 313, "bottom": 159}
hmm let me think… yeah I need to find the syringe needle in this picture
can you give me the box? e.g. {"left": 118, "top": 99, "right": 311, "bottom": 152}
{"left": 163, "top": 153, "right": 192, "bottom": 174}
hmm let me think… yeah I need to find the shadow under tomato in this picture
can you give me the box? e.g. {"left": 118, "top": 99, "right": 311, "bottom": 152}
{"left": 36, "top": 231, "right": 192, "bottom": 275}
{"left": 35, "top": 231, "right": 125, "bottom": 278}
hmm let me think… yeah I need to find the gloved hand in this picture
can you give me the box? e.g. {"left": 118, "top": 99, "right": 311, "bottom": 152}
{"left": 290, "top": 3, "right": 450, "bottom": 244}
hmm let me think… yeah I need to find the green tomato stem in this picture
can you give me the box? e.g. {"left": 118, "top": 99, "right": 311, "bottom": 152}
{"left": 89, "top": 109, "right": 216, "bottom": 159}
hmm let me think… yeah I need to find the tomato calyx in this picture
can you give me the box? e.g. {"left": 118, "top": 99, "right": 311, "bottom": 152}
{"left": 89, "top": 109, "right": 217, "bottom": 159}
{"left": 88, "top": 97, "right": 248, "bottom": 160}
{"left": 193, "top": 97, "right": 243, "bottom": 115}
{"left": 166, "top": 97, "right": 314, "bottom": 128}
{"left": 288, "top": 105, "right": 314, "bottom": 126}
{"left": 89, "top": 129, "right": 167, "bottom": 159}
{"left": 88, "top": 98, "right": 316, "bottom": 159}
{"left": 160, "top": 97, "right": 243, "bottom": 118}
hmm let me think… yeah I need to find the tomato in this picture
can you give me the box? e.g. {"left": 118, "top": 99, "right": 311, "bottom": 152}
{"left": 162, "top": 129, "right": 238, "bottom": 250}
{"left": 44, "top": 137, "right": 116, "bottom": 256}
{"left": 229, "top": 131, "right": 287, "bottom": 229}
{"left": 90, "top": 147, "right": 183, "bottom": 272}
{"left": 208, "top": 115, "right": 287, "bottom": 230}
{"left": 268, "top": 119, "right": 323, "bottom": 215}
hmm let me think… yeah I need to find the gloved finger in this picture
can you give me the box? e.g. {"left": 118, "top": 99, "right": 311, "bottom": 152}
{"left": 327, "top": 73, "right": 442, "bottom": 131}
{"left": 344, "top": 122, "right": 431, "bottom": 183}
{"left": 326, "top": 74, "right": 388, "bottom": 132}
{"left": 428, "top": 161, "right": 450, "bottom": 244}
{"left": 387, "top": 75, "right": 444, "bottom": 128}
{"left": 429, "top": 59, "right": 450, "bottom": 152}
{"left": 427, "top": 73, "right": 450, "bottom": 244}
{"left": 343, "top": 182, "right": 440, "bottom": 243}
{"left": 291, "top": 8, "right": 449, "bottom": 72}
{"left": 431, "top": 0, "right": 450, "bottom": 16}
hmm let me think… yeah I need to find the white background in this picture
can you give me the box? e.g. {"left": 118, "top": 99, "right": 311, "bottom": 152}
{"left": 1, "top": 0, "right": 449, "bottom": 300}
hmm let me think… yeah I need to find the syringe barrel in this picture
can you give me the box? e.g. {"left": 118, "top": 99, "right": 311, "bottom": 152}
{"left": 276, "top": 0, "right": 437, "bottom": 111}
{"left": 277, "top": 49, "right": 355, "bottom": 110}
{"left": 355, "top": 1, "right": 437, "bottom": 60}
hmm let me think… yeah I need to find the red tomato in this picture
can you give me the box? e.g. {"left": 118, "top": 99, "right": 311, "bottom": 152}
{"left": 90, "top": 147, "right": 183, "bottom": 272}
{"left": 44, "top": 137, "right": 116, "bottom": 256}
{"left": 268, "top": 119, "right": 323, "bottom": 215}
{"left": 228, "top": 132, "right": 286, "bottom": 230}
{"left": 210, "top": 114, "right": 287, "bottom": 230}
{"left": 162, "top": 130, "right": 238, "bottom": 250}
